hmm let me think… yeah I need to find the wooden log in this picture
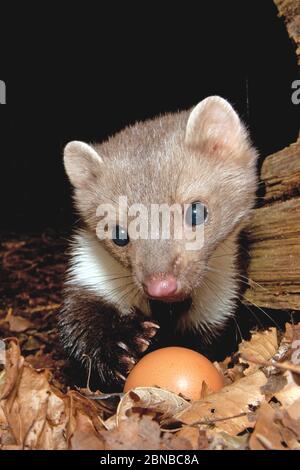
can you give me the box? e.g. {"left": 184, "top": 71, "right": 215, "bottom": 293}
{"left": 274, "top": 0, "right": 300, "bottom": 64}
{"left": 260, "top": 136, "right": 300, "bottom": 203}
{"left": 244, "top": 136, "right": 300, "bottom": 310}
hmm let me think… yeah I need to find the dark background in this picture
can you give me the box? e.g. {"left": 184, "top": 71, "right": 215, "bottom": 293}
{"left": 0, "top": 0, "right": 299, "bottom": 233}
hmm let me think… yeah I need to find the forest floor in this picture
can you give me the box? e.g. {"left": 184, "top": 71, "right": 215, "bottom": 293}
{"left": 1, "top": 231, "right": 300, "bottom": 450}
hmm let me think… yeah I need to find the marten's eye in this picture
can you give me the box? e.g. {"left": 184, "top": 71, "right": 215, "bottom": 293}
{"left": 112, "top": 225, "right": 130, "bottom": 247}
{"left": 185, "top": 202, "right": 208, "bottom": 226}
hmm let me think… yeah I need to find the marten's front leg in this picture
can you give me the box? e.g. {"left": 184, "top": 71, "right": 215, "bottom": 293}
{"left": 59, "top": 287, "right": 159, "bottom": 387}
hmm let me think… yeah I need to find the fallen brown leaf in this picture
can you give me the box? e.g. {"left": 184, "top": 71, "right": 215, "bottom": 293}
{"left": 6, "top": 315, "right": 34, "bottom": 333}
{"left": 0, "top": 308, "right": 34, "bottom": 333}
{"left": 249, "top": 403, "right": 286, "bottom": 450}
{"left": 102, "top": 415, "right": 162, "bottom": 450}
{"left": 250, "top": 398, "right": 300, "bottom": 450}
{"left": 102, "top": 414, "right": 192, "bottom": 450}
{"left": 238, "top": 328, "right": 278, "bottom": 375}
{"left": 175, "top": 427, "right": 209, "bottom": 450}
{"left": 0, "top": 338, "right": 24, "bottom": 399}
{"left": 280, "top": 399, "right": 300, "bottom": 448}
{"left": 115, "top": 387, "right": 189, "bottom": 427}
{"left": 174, "top": 370, "right": 268, "bottom": 435}
{"left": 69, "top": 411, "right": 105, "bottom": 450}
{"left": 209, "top": 431, "right": 249, "bottom": 450}
{"left": 0, "top": 339, "right": 105, "bottom": 450}
{"left": 273, "top": 371, "right": 300, "bottom": 408}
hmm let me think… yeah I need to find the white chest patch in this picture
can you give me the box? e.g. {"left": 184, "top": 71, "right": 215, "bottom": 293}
{"left": 67, "top": 231, "right": 146, "bottom": 314}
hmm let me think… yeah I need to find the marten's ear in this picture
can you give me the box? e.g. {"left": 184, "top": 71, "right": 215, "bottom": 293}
{"left": 185, "top": 96, "right": 246, "bottom": 156}
{"left": 63, "top": 141, "right": 103, "bottom": 189}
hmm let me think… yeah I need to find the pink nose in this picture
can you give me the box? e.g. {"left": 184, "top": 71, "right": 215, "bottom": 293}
{"left": 144, "top": 274, "right": 178, "bottom": 299}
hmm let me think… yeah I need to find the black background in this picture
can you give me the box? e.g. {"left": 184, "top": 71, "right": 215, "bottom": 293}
{"left": 0, "top": 0, "right": 299, "bottom": 232}
{"left": 0, "top": 448, "right": 297, "bottom": 465}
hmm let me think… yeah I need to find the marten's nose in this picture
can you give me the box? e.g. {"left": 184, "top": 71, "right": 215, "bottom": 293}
{"left": 144, "top": 274, "right": 178, "bottom": 299}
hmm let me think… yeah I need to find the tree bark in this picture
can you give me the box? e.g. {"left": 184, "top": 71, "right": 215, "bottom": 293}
{"left": 244, "top": 135, "right": 300, "bottom": 310}
{"left": 274, "top": 0, "right": 300, "bottom": 65}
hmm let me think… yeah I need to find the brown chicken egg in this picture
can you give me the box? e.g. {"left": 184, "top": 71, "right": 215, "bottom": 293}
{"left": 124, "top": 346, "right": 224, "bottom": 400}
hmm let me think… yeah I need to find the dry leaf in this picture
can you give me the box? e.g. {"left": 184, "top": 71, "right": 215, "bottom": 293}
{"left": 260, "top": 373, "right": 288, "bottom": 397}
{"left": 69, "top": 412, "right": 105, "bottom": 450}
{"left": 1, "top": 322, "right": 300, "bottom": 450}
{"left": 0, "top": 308, "right": 33, "bottom": 333}
{"left": 160, "top": 431, "right": 194, "bottom": 450}
{"left": 115, "top": 387, "right": 189, "bottom": 427}
{"left": 273, "top": 370, "right": 300, "bottom": 408}
{"left": 102, "top": 415, "right": 162, "bottom": 450}
{"left": 0, "top": 404, "right": 15, "bottom": 447}
{"left": 239, "top": 328, "right": 278, "bottom": 375}
{"left": 102, "top": 414, "right": 192, "bottom": 450}
{"left": 176, "top": 427, "right": 209, "bottom": 450}
{"left": 6, "top": 316, "right": 34, "bottom": 333}
{"left": 280, "top": 399, "right": 300, "bottom": 448}
{"left": 209, "top": 431, "right": 249, "bottom": 450}
{"left": 283, "top": 323, "right": 300, "bottom": 344}
{"left": 174, "top": 370, "right": 268, "bottom": 435}
{"left": 249, "top": 403, "right": 286, "bottom": 450}
{"left": 0, "top": 340, "right": 105, "bottom": 450}
{"left": 0, "top": 339, "right": 24, "bottom": 399}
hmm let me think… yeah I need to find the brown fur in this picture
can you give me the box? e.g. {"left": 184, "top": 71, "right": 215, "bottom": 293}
{"left": 61, "top": 96, "right": 258, "bottom": 385}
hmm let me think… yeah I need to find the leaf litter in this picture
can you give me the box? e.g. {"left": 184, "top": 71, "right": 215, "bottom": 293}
{"left": 1, "top": 234, "right": 300, "bottom": 450}
{"left": 1, "top": 322, "right": 300, "bottom": 450}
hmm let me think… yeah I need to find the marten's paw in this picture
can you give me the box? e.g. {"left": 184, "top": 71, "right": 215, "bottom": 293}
{"left": 60, "top": 288, "right": 160, "bottom": 388}
{"left": 114, "top": 320, "right": 160, "bottom": 383}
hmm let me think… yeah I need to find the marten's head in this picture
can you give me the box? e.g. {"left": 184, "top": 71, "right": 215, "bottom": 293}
{"left": 64, "top": 97, "right": 258, "bottom": 309}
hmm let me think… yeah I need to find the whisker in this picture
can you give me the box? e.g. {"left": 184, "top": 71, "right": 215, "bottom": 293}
{"left": 206, "top": 264, "right": 283, "bottom": 333}
{"left": 233, "top": 317, "right": 244, "bottom": 343}
{"left": 204, "top": 276, "right": 244, "bottom": 343}
{"left": 235, "top": 274, "right": 268, "bottom": 292}
{"left": 129, "top": 286, "right": 142, "bottom": 307}
{"left": 199, "top": 278, "right": 243, "bottom": 344}
{"left": 89, "top": 273, "right": 132, "bottom": 279}
{"left": 241, "top": 297, "right": 282, "bottom": 331}
{"left": 118, "top": 284, "right": 137, "bottom": 308}
{"left": 204, "top": 276, "right": 235, "bottom": 305}
{"left": 103, "top": 281, "right": 135, "bottom": 305}
{"left": 69, "top": 273, "right": 133, "bottom": 290}
{"left": 130, "top": 285, "right": 142, "bottom": 306}
{"left": 221, "top": 238, "right": 252, "bottom": 257}
{"left": 93, "top": 274, "right": 133, "bottom": 283}
{"left": 208, "top": 252, "right": 232, "bottom": 260}
{"left": 206, "top": 266, "right": 269, "bottom": 292}
{"left": 205, "top": 266, "right": 280, "bottom": 330}
{"left": 241, "top": 302, "right": 264, "bottom": 330}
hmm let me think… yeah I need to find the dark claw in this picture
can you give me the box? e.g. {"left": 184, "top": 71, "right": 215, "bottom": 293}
{"left": 142, "top": 321, "right": 160, "bottom": 330}
{"left": 114, "top": 321, "right": 160, "bottom": 383}
{"left": 135, "top": 337, "right": 150, "bottom": 352}
{"left": 115, "top": 371, "right": 126, "bottom": 382}
{"left": 117, "top": 341, "right": 130, "bottom": 352}
{"left": 142, "top": 321, "right": 160, "bottom": 338}
{"left": 120, "top": 355, "right": 136, "bottom": 368}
